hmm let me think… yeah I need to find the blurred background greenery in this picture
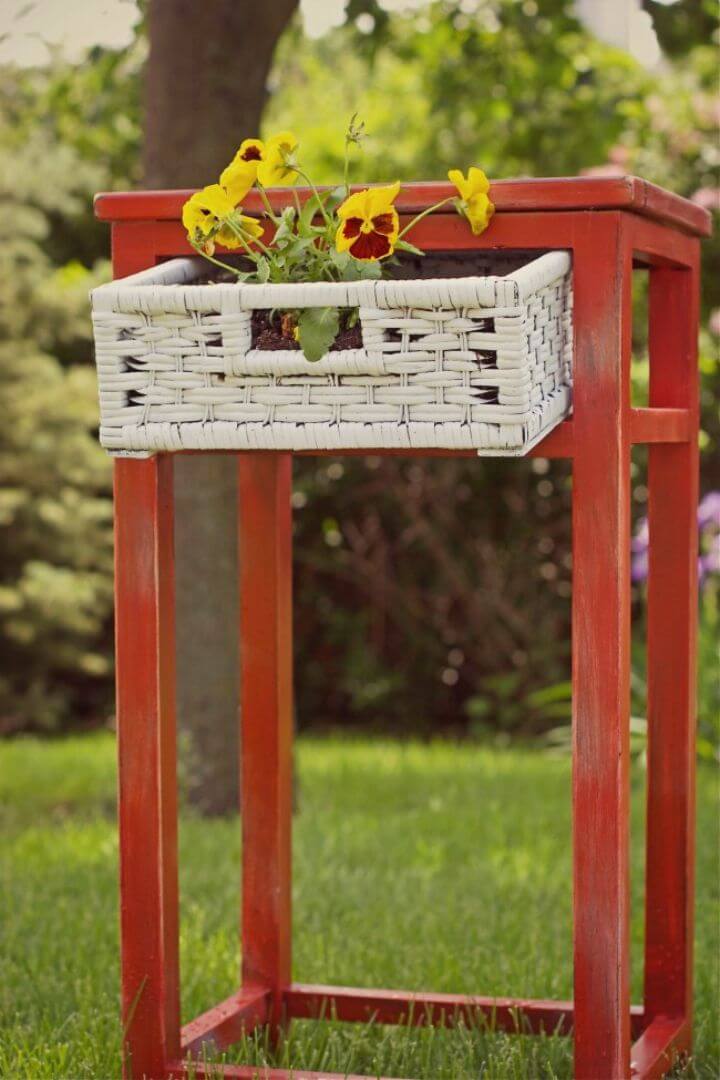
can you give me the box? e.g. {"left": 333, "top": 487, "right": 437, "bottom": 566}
{"left": 0, "top": 0, "right": 717, "bottom": 760}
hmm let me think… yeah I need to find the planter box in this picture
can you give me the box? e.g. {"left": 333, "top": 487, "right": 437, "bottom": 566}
{"left": 90, "top": 250, "right": 573, "bottom": 456}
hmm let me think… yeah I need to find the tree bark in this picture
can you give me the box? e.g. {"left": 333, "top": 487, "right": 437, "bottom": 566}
{"left": 143, "top": 0, "right": 298, "bottom": 815}
{"left": 144, "top": 0, "right": 299, "bottom": 187}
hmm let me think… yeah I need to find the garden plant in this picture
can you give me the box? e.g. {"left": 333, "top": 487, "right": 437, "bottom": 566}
{"left": 182, "top": 122, "right": 494, "bottom": 361}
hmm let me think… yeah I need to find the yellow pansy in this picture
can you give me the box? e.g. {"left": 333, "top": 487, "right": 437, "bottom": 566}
{"left": 182, "top": 184, "right": 236, "bottom": 239}
{"left": 335, "top": 182, "right": 401, "bottom": 261}
{"left": 448, "top": 167, "right": 494, "bottom": 236}
{"left": 220, "top": 138, "right": 265, "bottom": 202}
{"left": 215, "top": 214, "right": 265, "bottom": 250}
{"left": 257, "top": 131, "right": 299, "bottom": 187}
{"left": 182, "top": 184, "right": 264, "bottom": 251}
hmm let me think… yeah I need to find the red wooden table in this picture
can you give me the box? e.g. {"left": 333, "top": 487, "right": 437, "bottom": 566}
{"left": 95, "top": 177, "right": 711, "bottom": 1080}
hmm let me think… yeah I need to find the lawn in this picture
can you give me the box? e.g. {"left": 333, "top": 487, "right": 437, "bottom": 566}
{"left": 0, "top": 734, "right": 717, "bottom": 1079}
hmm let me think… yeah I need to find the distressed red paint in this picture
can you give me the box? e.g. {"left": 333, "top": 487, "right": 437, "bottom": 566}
{"left": 107, "top": 178, "right": 708, "bottom": 1080}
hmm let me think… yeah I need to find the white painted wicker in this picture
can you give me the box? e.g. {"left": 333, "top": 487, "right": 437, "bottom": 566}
{"left": 90, "top": 250, "right": 573, "bottom": 457}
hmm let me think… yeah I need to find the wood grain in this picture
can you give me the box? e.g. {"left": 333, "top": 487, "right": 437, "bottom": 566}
{"left": 643, "top": 258, "right": 700, "bottom": 1028}
{"left": 571, "top": 212, "right": 632, "bottom": 1079}
{"left": 95, "top": 176, "right": 711, "bottom": 237}
{"left": 115, "top": 456, "right": 180, "bottom": 1078}
{"left": 238, "top": 453, "right": 294, "bottom": 1028}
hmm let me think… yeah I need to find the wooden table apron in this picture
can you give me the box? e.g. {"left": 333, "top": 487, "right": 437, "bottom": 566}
{"left": 105, "top": 179, "right": 704, "bottom": 1080}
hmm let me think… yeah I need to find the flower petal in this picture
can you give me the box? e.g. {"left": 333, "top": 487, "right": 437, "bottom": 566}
{"left": 349, "top": 230, "right": 393, "bottom": 260}
{"left": 256, "top": 130, "right": 299, "bottom": 186}
{"left": 237, "top": 214, "right": 265, "bottom": 240}
{"left": 467, "top": 166, "right": 490, "bottom": 195}
{"left": 365, "top": 181, "right": 401, "bottom": 219}
{"left": 466, "top": 192, "right": 495, "bottom": 235}
{"left": 370, "top": 210, "right": 398, "bottom": 238}
{"left": 337, "top": 189, "right": 371, "bottom": 222}
{"left": 448, "top": 169, "right": 469, "bottom": 200}
{"left": 191, "top": 184, "right": 235, "bottom": 219}
{"left": 335, "top": 220, "right": 358, "bottom": 253}
{"left": 342, "top": 217, "right": 364, "bottom": 238}
{"left": 220, "top": 160, "right": 255, "bottom": 205}
{"left": 182, "top": 184, "right": 235, "bottom": 240}
{"left": 238, "top": 138, "right": 264, "bottom": 162}
{"left": 257, "top": 157, "right": 296, "bottom": 187}
{"left": 215, "top": 212, "right": 264, "bottom": 249}
{"left": 265, "top": 130, "right": 298, "bottom": 151}
{"left": 182, "top": 195, "right": 213, "bottom": 237}
{"left": 215, "top": 225, "right": 243, "bottom": 249}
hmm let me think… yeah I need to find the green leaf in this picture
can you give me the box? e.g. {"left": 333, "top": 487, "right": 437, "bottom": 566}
{"left": 395, "top": 238, "right": 426, "bottom": 257}
{"left": 525, "top": 681, "right": 572, "bottom": 708}
{"left": 331, "top": 250, "right": 382, "bottom": 281}
{"left": 336, "top": 257, "right": 382, "bottom": 282}
{"left": 330, "top": 249, "right": 351, "bottom": 270}
{"left": 329, "top": 249, "right": 372, "bottom": 282}
{"left": 340, "top": 261, "right": 365, "bottom": 282}
{"left": 355, "top": 258, "right": 383, "bottom": 280}
{"left": 324, "top": 185, "right": 348, "bottom": 213}
{"left": 272, "top": 207, "right": 297, "bottom": 245}
{"left": 255, "top": 256, "right": 270, "bottom": 284}
{"left": 297, "top": 306, "right": 340, "bottom": 363}
{"left": 283, "top": 236, "right": 318, "bottom": 259}
{"left": 298, "top": 190, "right": 333, "bottom": 235}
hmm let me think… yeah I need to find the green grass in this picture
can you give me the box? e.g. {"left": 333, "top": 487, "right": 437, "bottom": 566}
{"left": 0, "top": 734, "right": 717, "bottom": 1079}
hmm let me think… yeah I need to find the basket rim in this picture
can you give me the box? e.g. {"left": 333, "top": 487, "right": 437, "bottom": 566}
{"left": 91, "top": 251, "right": 572, "bottom": 314}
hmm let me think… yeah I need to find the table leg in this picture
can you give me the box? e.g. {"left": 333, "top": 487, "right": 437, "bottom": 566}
{"left": 643, "top": 258, "right": 700, "bottom": 1039}
{"left": 115, "top": 456, "right": 180, "bottom": 1078}
{"left": 238, "top": 452, "right": 293, "bottom": 1032}
{"left": 572, "top": 216, "right": 633, "bottom": 1079}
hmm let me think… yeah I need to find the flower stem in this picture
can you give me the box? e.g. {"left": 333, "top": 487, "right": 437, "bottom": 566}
{"left": 190, "top": 242, "right": 244, "bottom": 278}
{"left": 397, "top": 196, "right": 455, "bottom": 240}
{"left": 291, "top": 166, "right": 333, "bottom": 228}
{"left": 343, "top": 141, "right": 351, "bottom": 196}
{"left": 257, "top": 184, "right": 281, "bottom": 226}
{"left": 224, "top": 216, "right": 273, "bottom": 260}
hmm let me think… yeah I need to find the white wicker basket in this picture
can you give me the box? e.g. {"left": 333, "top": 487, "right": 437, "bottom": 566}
{"left": 90, "top": 250, "right": 573, "bottom": 457}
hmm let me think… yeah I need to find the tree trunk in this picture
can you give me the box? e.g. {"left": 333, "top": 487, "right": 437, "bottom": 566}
{"left": 144, "top": 0, "right": 300, "bottom": 187}
{"left": 143, "top": 0, "right": 298, "bottom": 815}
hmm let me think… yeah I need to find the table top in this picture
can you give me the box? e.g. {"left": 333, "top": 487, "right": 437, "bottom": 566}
{"left": 95, "top": 175, "right": 711, "bottom": 238}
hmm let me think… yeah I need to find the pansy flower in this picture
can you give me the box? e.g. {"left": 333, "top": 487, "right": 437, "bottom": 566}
{"left": 256, "top": 131, "right": 299, "bottom": 187}
{"left": 448, "top": 167, "right": 494, "bottom": 236}
{"left": 182, "top": 184, "right": 264, "bottom": 251}
{"left": 220, "top": 138, "right": 265, "bottom": 202}
{"left": 335, "top": 182, "right": 401, "bottom": 261}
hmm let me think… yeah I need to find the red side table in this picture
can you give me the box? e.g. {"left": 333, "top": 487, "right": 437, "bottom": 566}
{"left": 95, "top": 178, "right": 710, "bottom": 1080}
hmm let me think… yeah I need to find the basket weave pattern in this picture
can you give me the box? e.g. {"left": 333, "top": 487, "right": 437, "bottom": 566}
{"left": 91, "top": 251, "right": 573, "bottom": 456}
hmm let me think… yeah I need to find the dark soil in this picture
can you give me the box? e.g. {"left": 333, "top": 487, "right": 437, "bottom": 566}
{"left": 197, "top": 270, "right": 240, "bottom": 285}
{"left": 330, "top": 321, "right": 364, "bottom": 351}
{"left": 250, "top": 309, "right": 363, "bottom": 352}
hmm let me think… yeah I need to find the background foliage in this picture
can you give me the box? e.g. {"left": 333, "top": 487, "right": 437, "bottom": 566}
{"left": 0, "top": 0, "right": 717, "bottom": 745}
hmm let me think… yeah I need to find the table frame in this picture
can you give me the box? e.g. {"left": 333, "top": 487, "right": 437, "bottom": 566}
{"left": 102, "top": 179, "right": 706, "bottom": 1080}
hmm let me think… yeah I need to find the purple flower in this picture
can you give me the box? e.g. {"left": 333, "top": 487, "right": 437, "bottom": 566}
{"left": 701, "top": 534, "right": 720, "bottom": 579}
{"left": 632, "top": 518, "right": 649, "bottom": 552}
{"left": 698, "top": 492, "right": 720, "bottom": 530}
{"left": 699, "top": 495, "right": 720, "bottom": 587}
{"left": 631, "top": 548, "right": 649, "bottom": 583}
{"left": 631, "top": 491, "right": 720, "bottom": 587}
{"left": 631, "top": 516, "right": 649, "bottom": 582}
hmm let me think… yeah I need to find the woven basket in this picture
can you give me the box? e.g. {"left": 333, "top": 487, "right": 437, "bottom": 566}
{"left": 90, "top": 250, "right": 573, "bottom": 457}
